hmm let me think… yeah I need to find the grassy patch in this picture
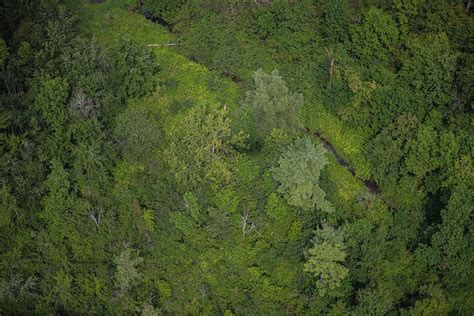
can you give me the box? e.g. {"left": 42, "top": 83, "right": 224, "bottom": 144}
{"left": 321, "top": 156, "right": 366, "bottom": 217}
{"left": 66, "top": 0, "right": 171, "bottom": 45}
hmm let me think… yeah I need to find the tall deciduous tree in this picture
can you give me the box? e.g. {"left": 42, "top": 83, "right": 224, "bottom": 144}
{"left": 431, "top": 182, "right": 474, "bottom": 311}
{"left": 110, "top": 36, "right": 159, "bottom": 102}
{"left": 304, "top": 223, "right": 348, "bottom": 296}
{"left": 351, "top": 8, "right": 399, "bottom": 64}
{"left": 114, "top": 247, "right": 143, "bottom": 295}
{"left": 319, "top": 0, "right": 350, "bottom": 44}
{"left": 245, "top": 69, "right": 303, "bottom": 140}
{"left": 165, "top": 102, "right": 245, "bottom": 193}
{"left": 32, "top": 76, "right": 69, "bottom": 133}
{"left": 272, "top": 137, "right": 334, "bottom": 212}
{"left": 401, "top": 33, "right": 457, "bottom": 107}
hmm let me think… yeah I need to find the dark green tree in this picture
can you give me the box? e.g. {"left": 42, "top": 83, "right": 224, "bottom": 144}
{"left": 110, "top": 36, "right": 159, "bottom": 102}
{"left": 401, "top": 33, "right": 458, "bottom": 107}
{"left": 319, "top": 0, "right": 351, "bottom": 44}
{"left": 351, "top": 8, "right": 399, "bottom": 64}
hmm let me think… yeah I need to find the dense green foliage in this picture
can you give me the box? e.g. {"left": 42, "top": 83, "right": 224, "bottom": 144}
{"left": 245, "top": 69, "right": 303, "bottom": 140}
{"left": 304, "top": 223, "right": 348, "bottom": 296}
{"left": 1, "top": 0, "right": 473, "bottom": 314}
{"left": 272, "top": 137, "right": 333, "bottom": 212}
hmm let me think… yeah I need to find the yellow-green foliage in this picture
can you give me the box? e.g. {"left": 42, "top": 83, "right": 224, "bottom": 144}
{"left": 65, "top": 0, "right": 170, "bottom": 45}
{"left": 322, "top": 155, "right": 365, "bottom": 215}
{"left": 302, "top": 102, "right": 371, "bottom": 178}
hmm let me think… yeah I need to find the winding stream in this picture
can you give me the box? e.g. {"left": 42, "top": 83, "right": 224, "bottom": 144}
{"left": 139, "top": 8, "right": 381, "bottom": 195}
{"left": 312, "top": 131, "right": 380, "bottom": 194}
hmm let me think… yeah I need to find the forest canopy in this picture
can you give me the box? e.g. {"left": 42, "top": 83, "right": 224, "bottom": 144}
{"left": 0, "top": 0, "right": 473, "bottom": 314}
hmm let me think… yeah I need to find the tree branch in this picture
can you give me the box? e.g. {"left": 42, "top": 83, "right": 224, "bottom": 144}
{"left": 147, "top": 43, "right": 179, "bottom": 47}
